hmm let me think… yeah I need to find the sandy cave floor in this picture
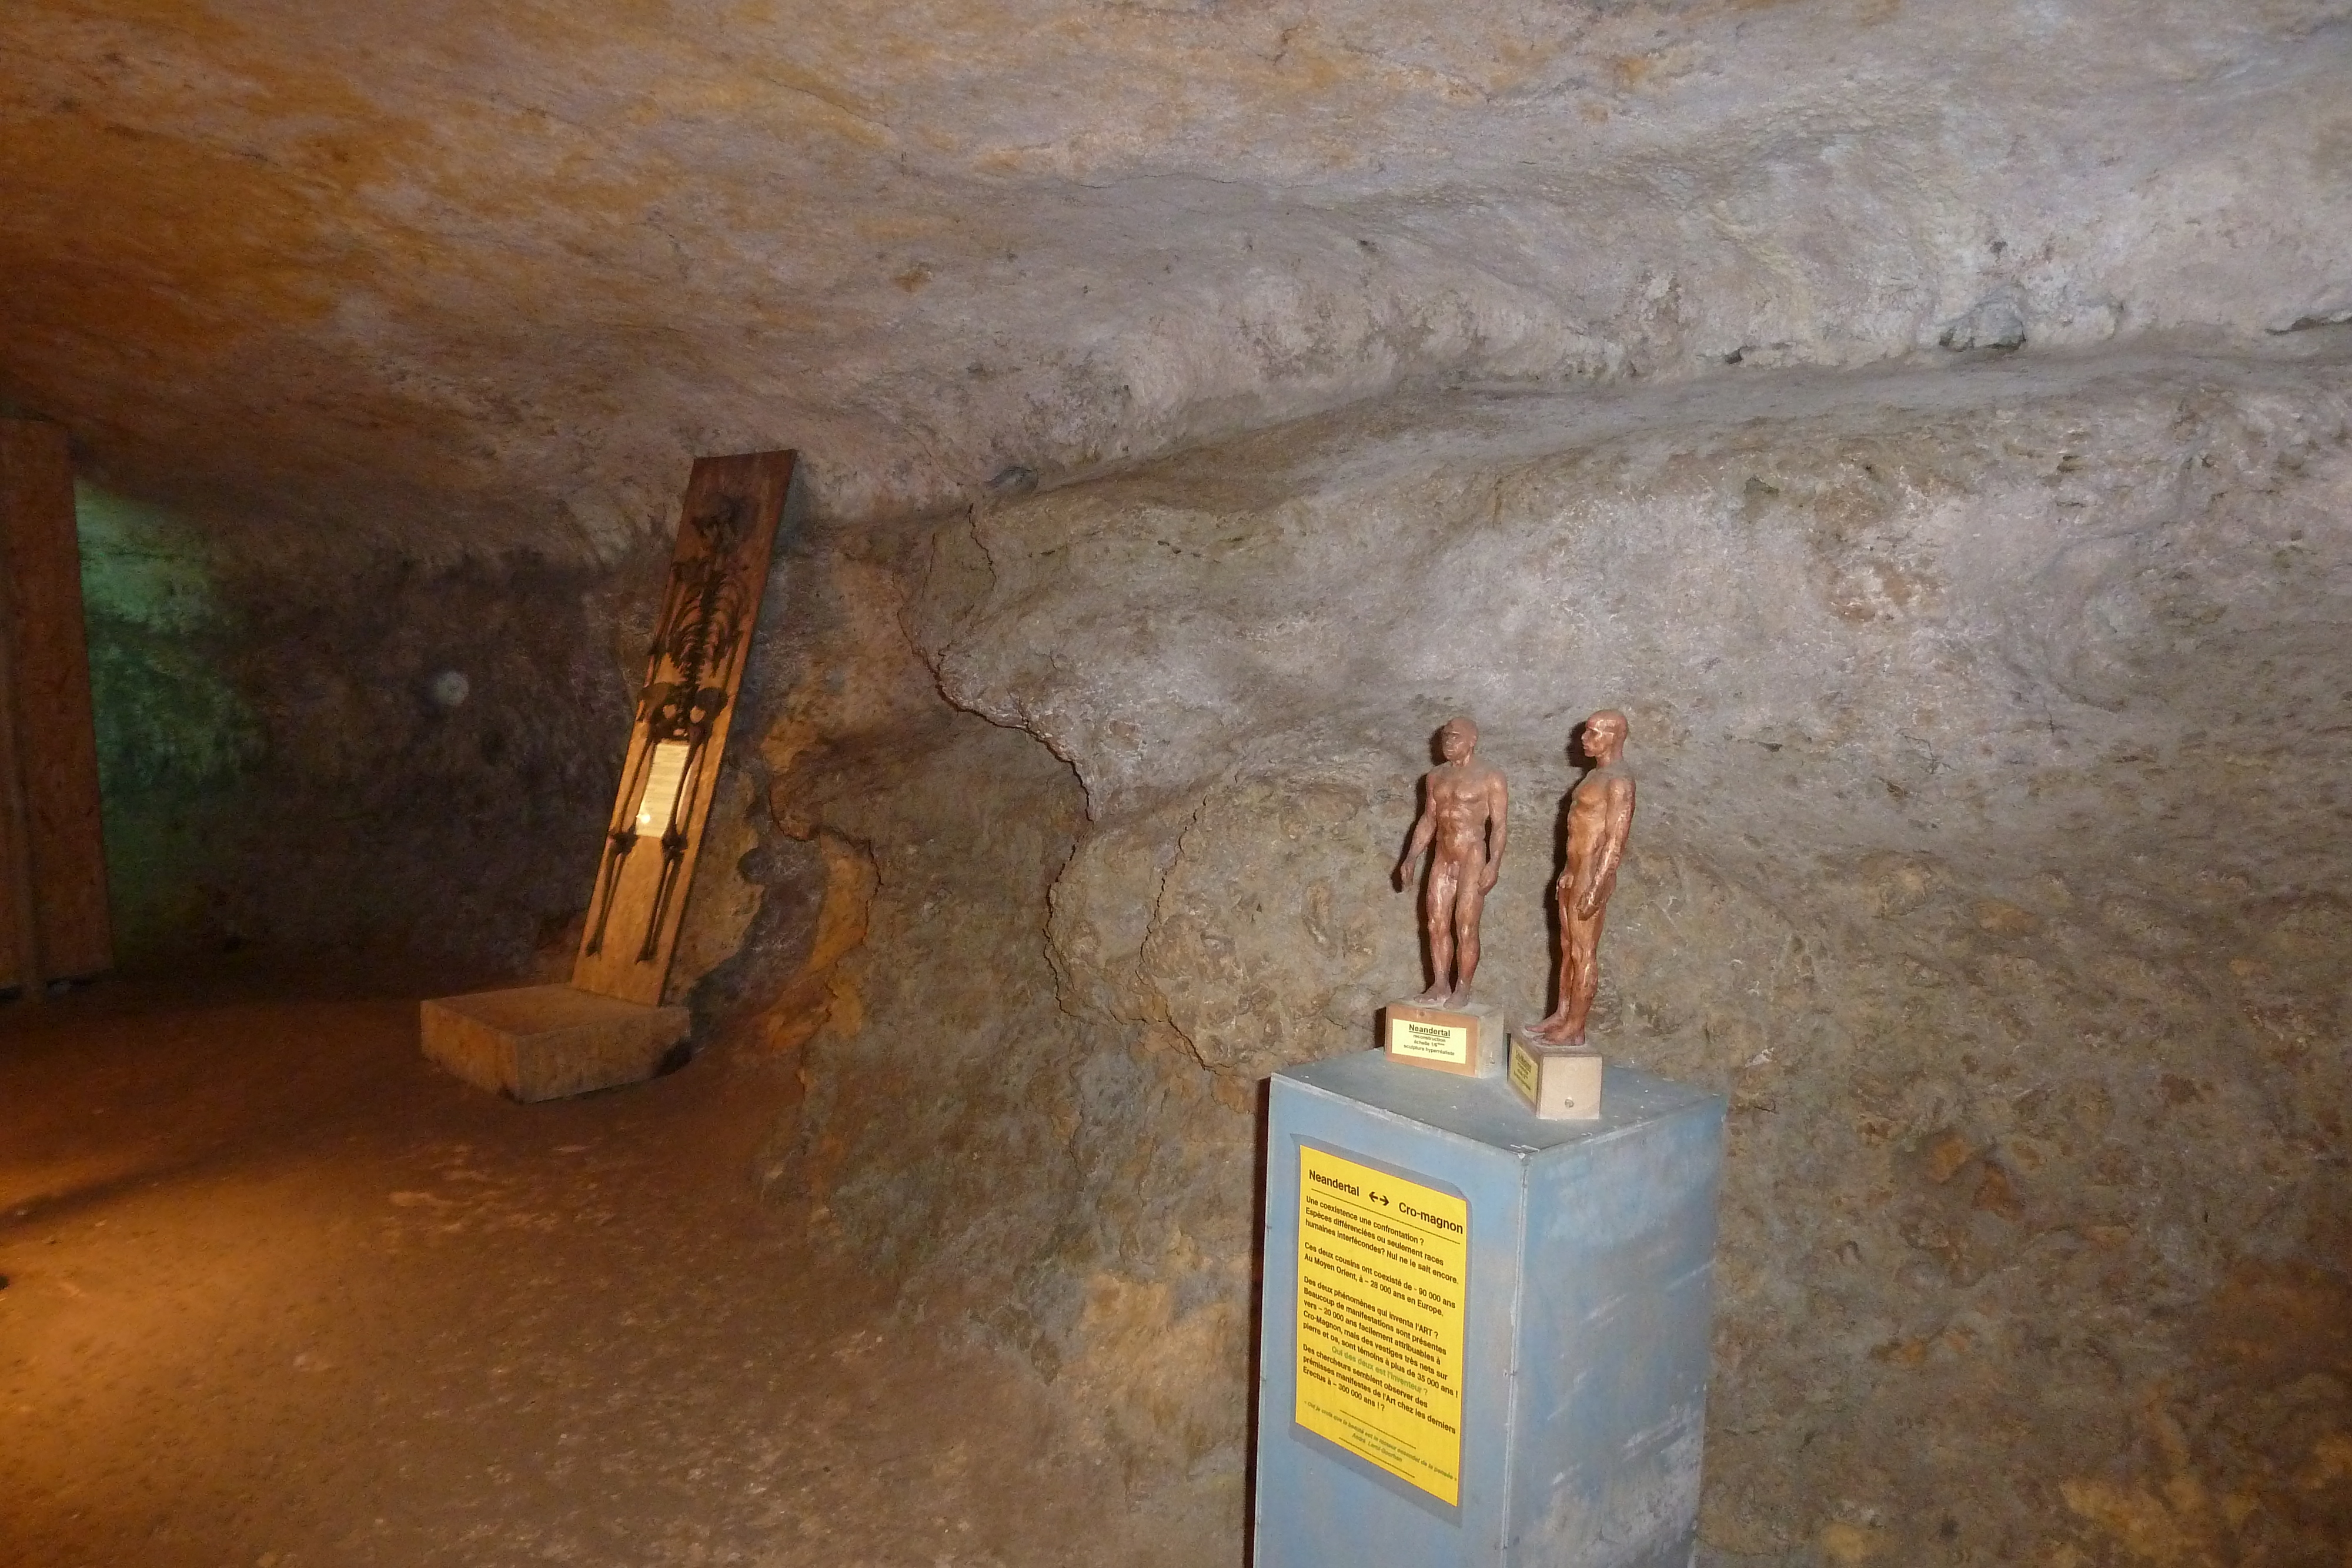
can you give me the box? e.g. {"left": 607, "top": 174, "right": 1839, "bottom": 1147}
{"left": 0, "top": 959, "right": 1227, "bottom": 1568}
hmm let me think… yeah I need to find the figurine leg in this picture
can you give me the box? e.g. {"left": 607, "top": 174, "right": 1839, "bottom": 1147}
{"left": 1529, "top": 899, "right": 1605, "bottom": 1045}
{"left": 1555, "top": 906, "right": 1608, "bottom": 1045}
{"left": 1418, "top": 861, "right": 1460, "bottom": 1002}
{"left": 1446, "top": 862, "right": 1489, "bottom": 1007}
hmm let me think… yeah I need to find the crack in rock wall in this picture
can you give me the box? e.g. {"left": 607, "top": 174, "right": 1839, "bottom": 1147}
{"left": 739, "top": 345, "right": 2352, "bottom": 1563}
{"left": 13, "top": 6, "right": 2351, "bottom": 1557}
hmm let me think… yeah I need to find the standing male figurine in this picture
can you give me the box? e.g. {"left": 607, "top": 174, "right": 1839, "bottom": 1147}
{"left": 1395, "top": 717, "right": 1509, "bottom": 1007}
{"left": 1528, "top": 710, "right": 1636, "bottom": 1047}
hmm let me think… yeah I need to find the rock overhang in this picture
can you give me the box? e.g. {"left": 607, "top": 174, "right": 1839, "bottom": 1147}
{"left": 2, "top": 0, "right": 2347, "bottom": 558}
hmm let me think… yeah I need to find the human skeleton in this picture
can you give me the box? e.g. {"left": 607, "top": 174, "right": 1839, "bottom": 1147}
{"left": 584, "top": 495, "right": 755, "bottom": 961}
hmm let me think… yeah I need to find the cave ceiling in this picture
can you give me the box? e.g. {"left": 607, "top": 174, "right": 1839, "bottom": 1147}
{"left": 3, "top": 0, "right": 2348, "bottom": 559}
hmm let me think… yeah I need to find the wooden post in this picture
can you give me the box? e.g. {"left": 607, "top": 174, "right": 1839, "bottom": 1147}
{"left": 0, "top": 419, "right": 113, "bottom": 988}
{"left": 0, "top": 589, "right": 44, "bottom": 997}
{"left": 422, "top": 450, "right": 793, "bottom": 1099}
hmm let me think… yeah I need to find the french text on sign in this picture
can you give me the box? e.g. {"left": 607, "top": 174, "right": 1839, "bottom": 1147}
{"left": 1294, "top": 1146, "right": 1469, "bottom": 1505}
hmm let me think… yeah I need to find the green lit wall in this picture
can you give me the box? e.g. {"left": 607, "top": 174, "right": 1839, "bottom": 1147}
{"left": 69, "top": 482, "right": 636, "bottom": 965}
{"left": 73, "top": 483, "right": 261, "bottom": 955}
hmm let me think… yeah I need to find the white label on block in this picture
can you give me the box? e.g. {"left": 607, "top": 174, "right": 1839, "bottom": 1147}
{"left": 634, "top": 740, "right": 693, "bottom": 833}
{"left": 1389, "top": 1015, "right": 1471, "bottom": 1065}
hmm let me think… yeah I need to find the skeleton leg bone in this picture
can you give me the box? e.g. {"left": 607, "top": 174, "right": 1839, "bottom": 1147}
{"left": 583, "top": 830, "right": 637, "bottom": 955}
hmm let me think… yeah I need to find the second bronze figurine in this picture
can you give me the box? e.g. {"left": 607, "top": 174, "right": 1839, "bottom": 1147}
{"left": 1525, "top": 709, "right": 1636, "bottom": 1048}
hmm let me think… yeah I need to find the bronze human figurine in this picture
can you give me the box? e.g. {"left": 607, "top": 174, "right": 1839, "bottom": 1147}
{"left": 1528, "top": 710, "right": 1636, "bottom": 1047}
{"left": 1394, "top": 717, "right": 1509, "bottom": 1007}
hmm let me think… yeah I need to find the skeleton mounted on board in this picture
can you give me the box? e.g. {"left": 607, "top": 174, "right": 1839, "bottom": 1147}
{"left": 584, "top": 494, "right": 757, "bottom": 962}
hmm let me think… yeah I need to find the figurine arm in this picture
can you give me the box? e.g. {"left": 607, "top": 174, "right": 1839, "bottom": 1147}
{"left": 1395, "top": 792, "right": 1436, "bottom": 888}
{"left": 1481, "top": 773, "right": 1508, "bottom": 891}
{"left": 1573, "top": 778, "right": 1635, "bottom": 919}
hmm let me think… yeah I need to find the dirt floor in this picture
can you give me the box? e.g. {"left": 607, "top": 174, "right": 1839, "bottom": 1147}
{"left": 0, "top": 959, "right": 1230, "bottom": 1568}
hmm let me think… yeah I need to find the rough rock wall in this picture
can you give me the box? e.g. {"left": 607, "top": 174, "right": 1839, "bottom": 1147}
{"left": 81, "top": 484, "right": 650, "bottom": 966}
{"left": 15, "top": 7, "right": 2343, "bottom": 1547}
{"left": 9, "top": 2, "right": 2350, "bottom": 546}
{"left": 735, "top": 343, "right": 2352, "bottom": 1563}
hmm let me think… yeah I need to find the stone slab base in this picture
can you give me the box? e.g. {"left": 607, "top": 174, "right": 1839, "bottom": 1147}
{"left": 420, "top": 984, "right": 691, "bottom": 1102}
{"left": 1508, "top": 1032, "right": 1605, "bottom": 1121}
{"left": 1382, "top": 997, "right": 1506, "bottom": 1078}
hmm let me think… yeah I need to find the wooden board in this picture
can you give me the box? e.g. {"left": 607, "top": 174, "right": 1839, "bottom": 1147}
{"left": 0, "top": 567, "right": 40, "bottom": 994}
{"left": 0, "top": 419, "right": 112, "bottom": 986}
{"left": 573, "top": 450, "right": 794, "bottom": 1005}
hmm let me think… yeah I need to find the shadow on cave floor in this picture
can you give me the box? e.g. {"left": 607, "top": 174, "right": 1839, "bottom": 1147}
{"left": 0, "top": 956, "right": 1220, "bottom": 1568}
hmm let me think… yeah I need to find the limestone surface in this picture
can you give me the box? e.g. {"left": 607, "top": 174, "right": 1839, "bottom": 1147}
{"left": 6, "top": 2, "right": 2351, "bottom": 1563}
{"left": 4, "top": 1, "right": 2350, "bottom": 555}
{"left": 748, "top": 346, "right": 2352, "bottom": 1563}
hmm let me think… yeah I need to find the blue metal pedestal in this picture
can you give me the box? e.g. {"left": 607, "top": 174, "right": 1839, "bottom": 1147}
{"left": 1254, "top": 1051, "right": 1725, "bottom": 1568}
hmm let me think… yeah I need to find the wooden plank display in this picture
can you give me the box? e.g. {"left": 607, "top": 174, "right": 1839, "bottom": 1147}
{"left": 573, "top": 450, "right": 794, "bottom": 1005}
{"left": 0, "top": 582, "right": 41, "bottom": 996}
{"left": 0, "top": 419, "right": 112, "bottom": 989}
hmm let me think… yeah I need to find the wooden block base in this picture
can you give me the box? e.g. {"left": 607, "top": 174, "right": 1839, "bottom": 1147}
{"left": 1382, "top": 997, "right": 1506, "bottom": 1078}
{"left": 421, "top": 984, "right": 691, "bottom": 1102}
{"left": 1508, "top": 1033, "right": 1605, "bottom": 1120}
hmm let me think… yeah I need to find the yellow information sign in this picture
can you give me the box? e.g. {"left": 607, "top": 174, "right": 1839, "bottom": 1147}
{"left": 1294, "top": 1146, "right": 1469, "bottom": 1505}
{"left": 1508, "top": 1035, "right": 1540, "bottom": 1105}
{"left": 1388, "top": 1014, "right": 1469, "bottom": 1066}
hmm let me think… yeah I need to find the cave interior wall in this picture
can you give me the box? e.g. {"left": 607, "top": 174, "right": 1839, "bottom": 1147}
{"left": 5, "top": 1, "right": 2350, "bottom": 1562}
{"left": 741, "top": 349, "right": 2351, "bottom": 1563}
{"left": 60, "top": 310, "right": 2352, "bottom": 1568}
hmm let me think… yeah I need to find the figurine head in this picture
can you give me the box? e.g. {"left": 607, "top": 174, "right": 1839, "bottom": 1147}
{"left": 1438, "top": 717, "right": 1478, "bottom": 763}
{"left": 1582, "top": 709, "right": 1629, "bottom": 763}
